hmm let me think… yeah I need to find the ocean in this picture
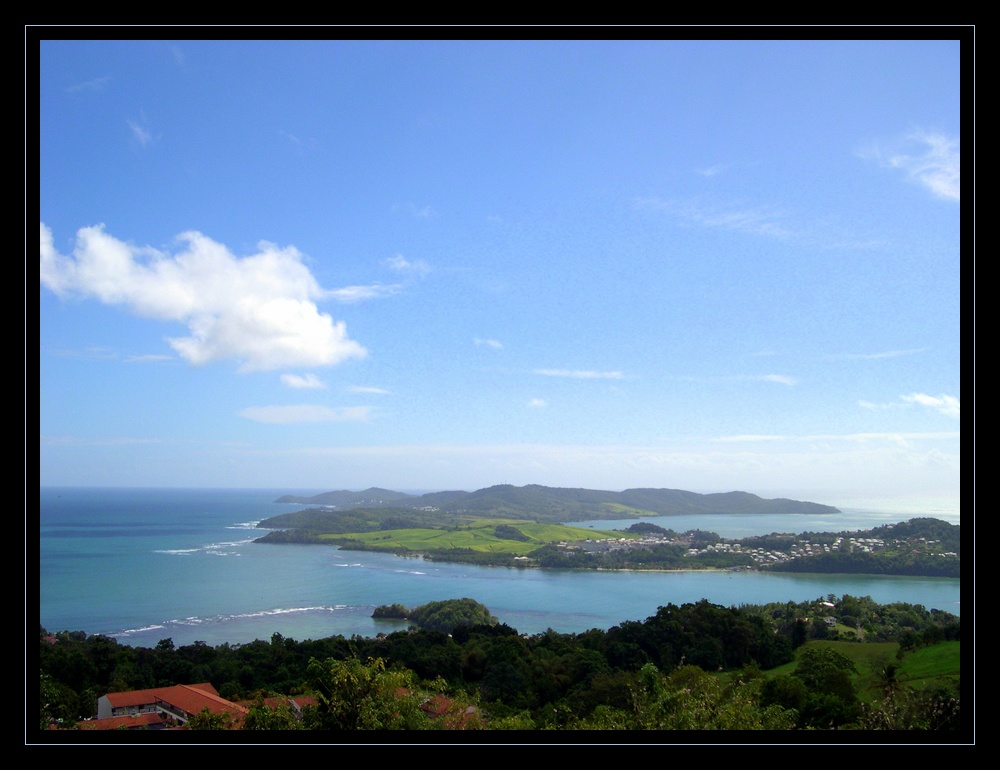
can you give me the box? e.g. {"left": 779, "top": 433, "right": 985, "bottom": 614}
{"left": 36, "top": 487, "right": 961, "bottom": 649}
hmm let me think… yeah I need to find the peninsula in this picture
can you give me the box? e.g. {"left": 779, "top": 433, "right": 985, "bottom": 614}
{"left": 254, "top": 485, "right": 958, "bottom": 577}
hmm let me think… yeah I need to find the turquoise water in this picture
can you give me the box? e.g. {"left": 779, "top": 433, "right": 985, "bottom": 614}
{"left": 37, "top": 487, "right": 961, "bottom": 648}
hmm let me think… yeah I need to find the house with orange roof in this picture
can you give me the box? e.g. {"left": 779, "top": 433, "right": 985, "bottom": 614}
{"left": 97, "top": 682, "right": 248, "bottom": 726}
{"left": 75, "top": 711, "right": 175, "bottom": 731}
{"left": 236, "top": 694, "right": 318, "bottom": 719}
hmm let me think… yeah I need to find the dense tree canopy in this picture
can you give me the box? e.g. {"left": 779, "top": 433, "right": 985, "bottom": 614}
{"left": 38, "top": 594, "right": 961, "bottom": 733}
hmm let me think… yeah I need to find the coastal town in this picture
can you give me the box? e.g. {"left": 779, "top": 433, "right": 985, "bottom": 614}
{"left": 559, "top": 523, "right": 959, "bottom": 570}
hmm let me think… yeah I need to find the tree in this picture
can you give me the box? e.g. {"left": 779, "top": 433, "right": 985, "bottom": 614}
{"left": 791, "top": 647, "right": 860, "bottom": 728}
{"left": 407, "top": 598, "right": 498, "bottom": 634}
{"left": 186, "top": 707, "right": 235, "bottom": 730}
{"left": 242, "top": 699, "right": 303, "bottom": 730}
{"left": 581, "top": 663, "right": 795, "bottom": 730}
{"left": 305, "top": 656, "right": 427, "bottom": 730}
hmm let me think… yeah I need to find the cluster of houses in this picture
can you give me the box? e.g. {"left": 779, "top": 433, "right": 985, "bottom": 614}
{"left": 70, "top": 683, "right": 318, "bottom": 730}
{"left": 70, "top": 683, "right": 478, "bottom": 731}
{"left": 551, "top": 529, "right": 952, "bottom": 568}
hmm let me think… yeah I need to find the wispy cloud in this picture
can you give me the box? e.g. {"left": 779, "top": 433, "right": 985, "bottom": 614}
{"left": 639, "top": 198, "right": 791, "bottom": 239}
{"left": 858, "top": 400, "right": 897, "bottom": 411}
{"left": 281, "top": 373, "right": 326, "bottom": 389}
{"left": 861, "top": 130, "right": 960, "bottom": 202}
{"left": 41, "top": 435, "right": 165, "bottom": 446}
{"left": 474, "top": 338, "right": 504, "bottom": 350}
{"left": 534, "top": 369, "right": 624, "bottom": 380}
{"left": 347, "top": 386, "right": 392, "bottom": 395}
{"left": 40, "top": 222, "right": 368, "bottom": 372}
{"left": 326, "top": 284, "right": 402, "bottom": 303}
{"left": 239, "top": 405, "right": 372, "bottom": 424}
{"left": 123, "top": 354, "right": 174, "bottom": 364}
{"left": 394, "top": 202, "right": 436, "bottom": 218}
{"left": 860, "top": 393, "right": 960, "bottom": 420}
{"left": 639, "top": 197, "right": 887, "bottom": 252}
{"left": 527, "top": 398, "right": 547, "bottom": 408}
{"left": 696, "top": 163, "right": 728, "bottom": 177}
{"left": 755, "top": 374, "right": 797, "bottom": 386}
{"left": 66, "top": 76, "right": 110, "bottom": 93}
{"left": 49, "top": 346, "right": 118, "bottom": 361}
{"left": 901, "top": 393, "right": 960, "bottom": 419}
{"left": 128, "top": 120, "right": 153, "bottom": 147}
{"left": 713, "top": 431, "right": 960, "bottom": 443}
{"left": 824, "top": 348, "right": 926, "bottom": 361}
{"left": 278, "top": 130, "right": 320, "bottom": 152}
{"left": 383, "top": 254, "right": 431, "bottom": 276}
{"left": 675, "top": 373, "right": 798, "bottom": 386}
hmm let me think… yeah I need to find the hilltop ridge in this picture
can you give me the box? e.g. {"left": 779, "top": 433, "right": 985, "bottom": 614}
{"left": 273, "top": 483, "right": 839, "bottom": 520}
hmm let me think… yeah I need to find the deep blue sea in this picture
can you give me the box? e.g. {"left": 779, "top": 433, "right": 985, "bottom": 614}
{"left": 36, "top": 488, "right": 961, "bottom": 649}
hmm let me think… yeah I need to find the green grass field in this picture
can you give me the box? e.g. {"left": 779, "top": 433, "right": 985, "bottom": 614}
{"left": 898, "top": 641, "right": 960, "bottom": 688}
{"left": 761, "top": 639, "right": 960, "bottom": 702}
{"left": 599, "top": 503, "right": 661, "bottom": 517}
{"left": 318, "top": 518, "right": 628, "bottom": 555}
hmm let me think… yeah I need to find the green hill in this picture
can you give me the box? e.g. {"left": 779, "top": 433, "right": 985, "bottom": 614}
{"left": 273, "top": 483, "right": 839, "bottom": 520}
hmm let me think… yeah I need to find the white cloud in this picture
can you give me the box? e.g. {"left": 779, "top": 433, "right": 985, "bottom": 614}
{"left": 674, "top": 373, "right": 797, "bottom": 386}
{"left": 347, "top": 386, "right": 392, "bottom": 395}
{"left": 383, "top": 254, "right": 431, "bottom": 276}
{"left": 40, "top": 223, "right": 368, "bottom": 372}
{"left": 124, "top": 354, "right": 174, "bottom": 364}
{"left": 639, "top": 198, "right": 791, "bottom": 239}
{"left": 50, "top": 345, "right": 118, "bottom": 361}
{"left": 407, "top": 203, "right": 435, "bottom": 218}
{"left": 474, "top": 338, "right": 504, "bottom": 349}
{"left": 713, "top": 431, "right": 959, "bottom": 444}
{"left": 756, "top": 374, "right": 797, "bottom": 386}
{"left": 66, "top": 76, "right": 110, "bottom": 93}
{"left": 326, "top": 284, "right": 402, "bottom": 303}
{"left": 696, "top": 164, "right": 727, "bottom": 177}
{"left": 128, "top": 119, "right": 153, "bottom": 148}
{"left": 278, "top": 130, "right": 320, "bottom": 152}
{"left": 535, "top": 369, "right": 624, "bottom": 379}
{"left": 901, "top": 393, "right": 960, "bottom": 419}
{"left": 863, "top": 131, "right": 960, "bottom": 202}
{"left": 825, "top": 348, "right": 926, "bottom": 361}
{"left": 41, "top": 435, "right": 164, "bottom": 446}
{"left": 239, "top": 405, "right": 372, "bottom": 424}
{"left": 859, "top": 393, "right": 960, "bottom": 419}
{"left": 527, "top": 398, "right": 547, "bottom": 408}
{"left": 281, "top": 373, "right": 326, "bottom": 389}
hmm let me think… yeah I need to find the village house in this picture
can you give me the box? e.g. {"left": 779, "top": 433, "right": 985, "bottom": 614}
{"left": 93, "top": 682, "right": 248, "bottom": 727}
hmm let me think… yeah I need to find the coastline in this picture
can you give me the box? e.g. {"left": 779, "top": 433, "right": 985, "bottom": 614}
{"left": 40, "top": 488, "right": 962, "bottom": 648}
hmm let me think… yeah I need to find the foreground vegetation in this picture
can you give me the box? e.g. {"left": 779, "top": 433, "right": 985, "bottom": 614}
{"left": 39, "top": 594, "right": 962, "bottom": 734}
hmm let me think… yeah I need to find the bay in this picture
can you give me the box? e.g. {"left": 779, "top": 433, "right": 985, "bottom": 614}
{"left": 37, "top": 487, "right": 961, "bottom": 649}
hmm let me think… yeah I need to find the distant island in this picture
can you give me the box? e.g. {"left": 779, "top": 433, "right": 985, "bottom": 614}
{"left": 256, "top": 485, "right": 959, "bottom": 578}
{"left": 272, "top": 483, "right": 840, "bottom": 519}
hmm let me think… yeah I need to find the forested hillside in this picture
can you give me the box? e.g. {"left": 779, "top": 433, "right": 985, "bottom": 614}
{"left": 268, "top": 484, "right": 840, "bottom": 521}
{"left": 39, "top": 594, "right": 961, "bottom": 733}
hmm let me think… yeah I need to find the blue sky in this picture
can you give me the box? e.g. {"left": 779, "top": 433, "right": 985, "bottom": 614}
{"left": 37, "top": 39, "right": 961, "bottom": 507}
